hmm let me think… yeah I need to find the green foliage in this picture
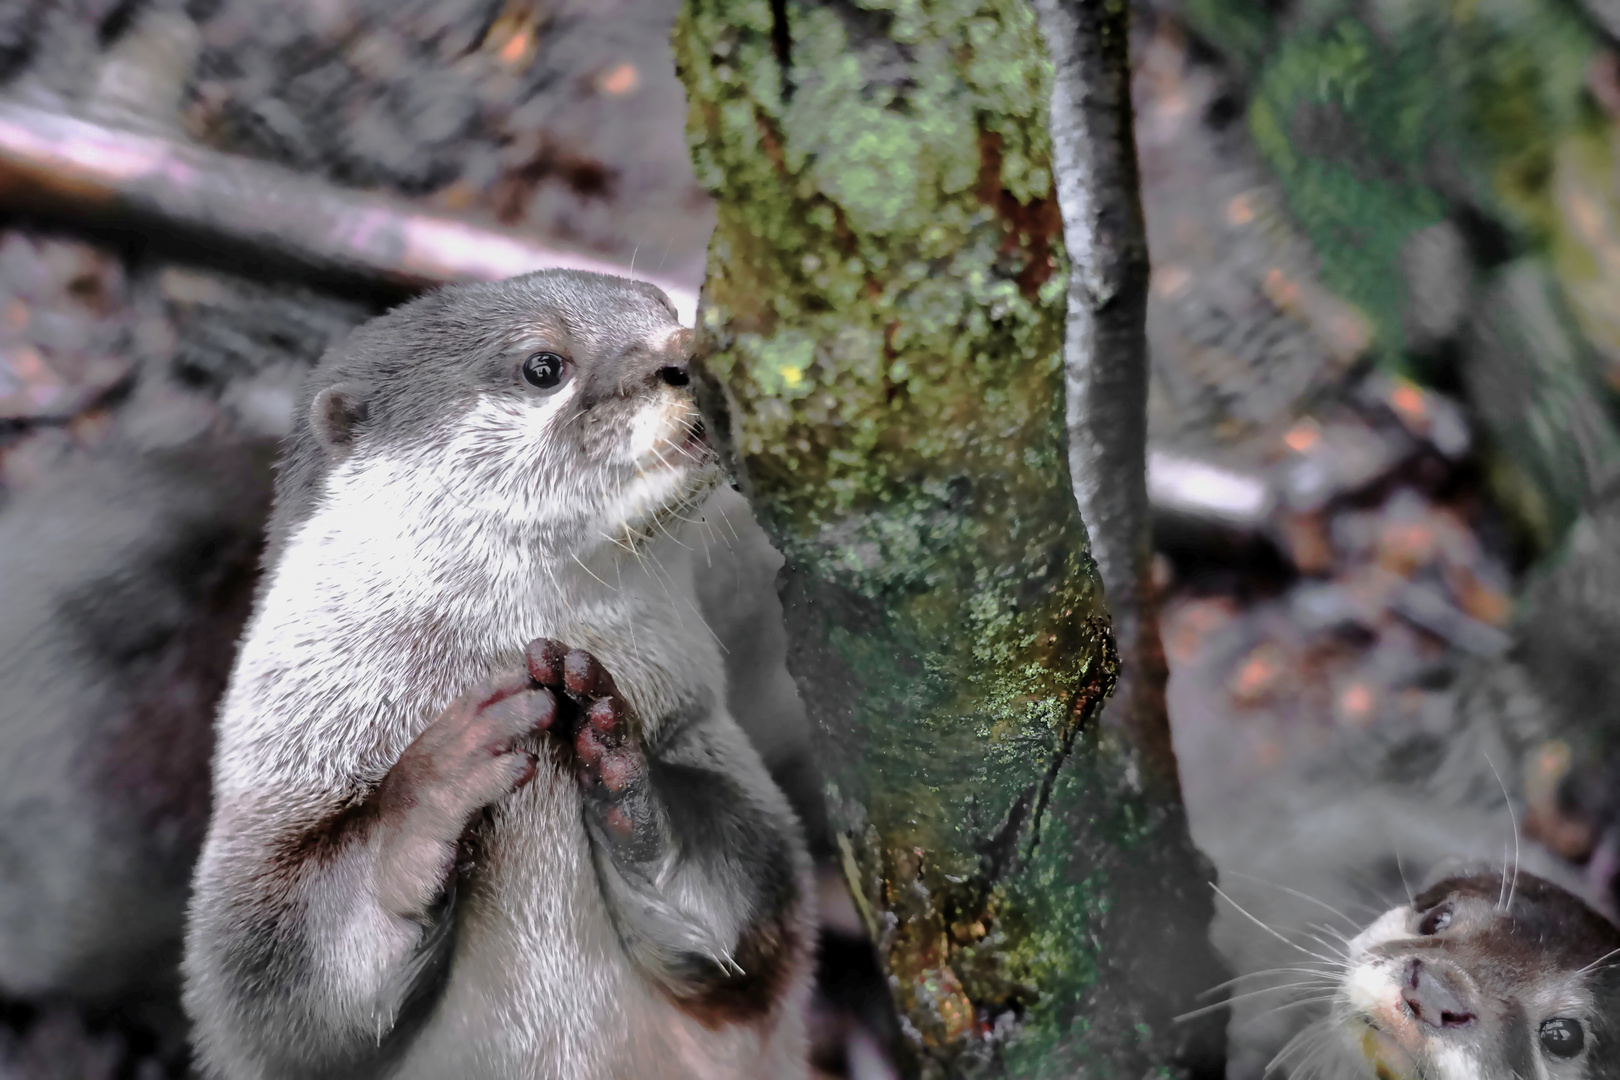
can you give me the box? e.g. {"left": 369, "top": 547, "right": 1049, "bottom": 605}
{"left": 1188, "top": 0, "right": 1620, "bottom": 540}
{"left": 1238, "top": 0, "right": 1597, "bottom": 364}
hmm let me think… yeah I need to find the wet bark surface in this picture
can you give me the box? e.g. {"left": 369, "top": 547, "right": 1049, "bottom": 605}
{"left": 676, "top": 2, "right": 1224, "bottom": 1075}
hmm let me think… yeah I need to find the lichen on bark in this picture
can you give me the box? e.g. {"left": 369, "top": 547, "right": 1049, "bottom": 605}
{"left": 675, "top": 1, "right": 1218, "bottom": 1075}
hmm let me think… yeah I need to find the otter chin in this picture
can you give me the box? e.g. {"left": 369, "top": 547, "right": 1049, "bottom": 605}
{"left": 1298, "top": 870, "right": 1620, "bottom": 1080}
{"left": 608, "top": 389, "right": 721, "bottom": 543}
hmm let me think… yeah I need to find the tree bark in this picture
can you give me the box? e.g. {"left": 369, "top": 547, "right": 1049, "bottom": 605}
{"left": 674, "top": 2, "right": 1226, "bottom": 1076}
{"left": 1031, "top": 0, "right": 1171, "bottom": 792}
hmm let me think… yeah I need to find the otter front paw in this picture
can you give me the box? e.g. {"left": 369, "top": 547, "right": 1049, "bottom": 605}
{"left": 525, "top": 639, "right": 653, "bottom": 851}
{"left": 373, "top": 674, "right": 559, "bottom": 914}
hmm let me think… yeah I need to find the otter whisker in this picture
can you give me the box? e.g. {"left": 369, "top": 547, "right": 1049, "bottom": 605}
{"left": 1306, "top": 921, "right": 1354, "bottom": 951}
{"left": 1483, "top": 752, "right": 1521, "bottom": 912}
{"left": 571, "top": 553, "right": 616, "bottom": 592}
{"left": 624, "top": 468, "right": 696, "bottom": 552}
{"left": 1228, "top": 871, "right": 1362, "bottom": 930}
{"left": 695, "top": 512, "right": 732, "bottom": 555}
{"left": 1241, "top": 995, "right": 1341, "bottom": 1031}
{"left": 1390, "top": 834, "right": 1415, "bottom": 908}
{"left": 644, "top": 545, "right": 729, "bottom": 655}
{"left": 1214, "top": 886, "right": 1347, "bottom": 966}
{"left": 646, "top": 504, "right": 694, "bottom": 551}
{"left": 1265, "top": 1016, "right": 1334, "bottom": 1077}
{"left": 612, "top": 558, "right": 643, "bottom": 673}
{"left": 1297, "top": 925, "right": 1351, "bottom": 961}
{"left": 613, "top": 513, "right": 729, "bottom": 661}
{"left": 1286, "top": 1021, "right": 1344, "bottom": 1080}
{"left": 708, "top": 502, "right": 743, "bottom": 544}
{"left": 539, "top": 556, "right": 580, "bottom": 631}
{"left": 697, "top": 516, "right": 714, "bottom": 570}
{"left": 1253, "top": 993, "right": 1340, "bottom": 1014}
{"left": 1177, "top": 980, "right": 1338, "bottom": 1023}
{"left": 615, "top": 513, "right": 669, "bottom": 609}
{"left": 711, "top": 514, "right": 736, "bottom": 554}
{"left": 1198, "top": 965, "right": 1342, "bottom": 997}
{"left": 1575, "top": 944, "right": 1620, "bottom": 975}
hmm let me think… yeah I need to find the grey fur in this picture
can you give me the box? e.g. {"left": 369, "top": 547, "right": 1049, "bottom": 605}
{"left": 0, "top": 442, "right": 271, "bottom": 1002}
{"left": 262, "top": 270, "right": 679, "bottom": 563}
{"left": 182, "top": 270, "right": 813, "bottom": 1079}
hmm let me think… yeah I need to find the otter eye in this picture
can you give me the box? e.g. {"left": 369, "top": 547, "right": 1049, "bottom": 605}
{"left": 1417, "top": 903, "right": 1453, "bottom": 935}
{"left": 1539, "top": 1018, "right": 1585, "bottom": 1058}
{"left": 520, "top": 351, "right": 570, "bottom": 391}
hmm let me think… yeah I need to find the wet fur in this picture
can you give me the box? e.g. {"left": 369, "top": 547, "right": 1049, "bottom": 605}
{"left": 182, "top": 271, "right": 813, "bottom": 1079}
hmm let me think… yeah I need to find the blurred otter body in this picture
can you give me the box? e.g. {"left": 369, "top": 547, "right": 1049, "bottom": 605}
{"left": 182, "top": 270, "right": 813, "bottom": 1079}
{"left": 0, "top": 444, "right": 270, "bottom": 1003}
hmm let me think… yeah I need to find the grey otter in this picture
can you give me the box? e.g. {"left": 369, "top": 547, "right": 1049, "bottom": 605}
{"left": 1279, "top": 869, "right": 1620, "bottom": 1079}
{"left": 182, "top": 270, "right": 814, "bottom": 1079}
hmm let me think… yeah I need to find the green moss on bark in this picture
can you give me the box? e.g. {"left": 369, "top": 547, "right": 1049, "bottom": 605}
{"left": 676, "top": 2, "right": 1207, "bottom": 1075}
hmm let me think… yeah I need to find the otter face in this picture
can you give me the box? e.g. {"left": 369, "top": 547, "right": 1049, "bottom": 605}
{"left": 1336, "top": 871, "right": 1620, "bottom": 1080}
{"left": 293, "top": 269, "right": 721, "bottom": 556}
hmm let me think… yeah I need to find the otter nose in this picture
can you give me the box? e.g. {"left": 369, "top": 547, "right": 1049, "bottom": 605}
{"left": 657, "top": 362, "right": 690, "bottom": 387}
{"left": 1402, "top": 959, "right": 1477, "bottom": 1029}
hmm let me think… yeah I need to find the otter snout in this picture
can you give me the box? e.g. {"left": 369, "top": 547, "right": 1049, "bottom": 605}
{"left": 1400, "top": 958, "right": 1477, "bottom": 1030}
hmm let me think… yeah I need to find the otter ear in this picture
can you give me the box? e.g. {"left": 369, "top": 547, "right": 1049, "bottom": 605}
{"left": 310, "top": 383, "right": 369, "bottom": 453}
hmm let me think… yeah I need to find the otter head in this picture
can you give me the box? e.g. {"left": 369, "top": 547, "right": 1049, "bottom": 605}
{"left": 273, "top": 269, "right": 719, "bottom": 564}
{"left": 1336, "top": 870, "right": 1620, "bottom": 1080}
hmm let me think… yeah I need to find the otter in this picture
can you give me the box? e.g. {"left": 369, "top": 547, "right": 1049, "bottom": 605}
{"left": 1267, "top": 869, "right": 1620, "bottom": 1079}
{"left": 181, "top": 270, "right": 814, "bottom": 1079}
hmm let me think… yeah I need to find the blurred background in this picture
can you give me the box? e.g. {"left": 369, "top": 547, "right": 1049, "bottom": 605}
{"left": 0, "top": 0, "right": 1618, "bottom": 1077}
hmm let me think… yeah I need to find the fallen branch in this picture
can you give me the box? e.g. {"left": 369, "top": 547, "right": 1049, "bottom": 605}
{"left": 0, "top": 100, "right": 698, "bottom": 322}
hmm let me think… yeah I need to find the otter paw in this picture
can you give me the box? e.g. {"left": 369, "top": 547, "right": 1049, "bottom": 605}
{"left": 373, "top": 672, "right": 560, "bottom": 914}
{"left": 383, "top": 672, "right": 560, "bottom": 822}
{"left": 525, "top": 639, "right": 650, "bottom": 841}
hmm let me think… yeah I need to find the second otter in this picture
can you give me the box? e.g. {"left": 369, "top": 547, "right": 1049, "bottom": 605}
{"left": 182, "top": 270, "right": 813, "bottom": 1079}
{"left": 1285, "top": 869, "right": 1620, "bottom": 1079}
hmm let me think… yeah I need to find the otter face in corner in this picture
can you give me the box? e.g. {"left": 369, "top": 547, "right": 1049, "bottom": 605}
{"left": 1331, "top": 871, "right": 1620, "bottom": 1080}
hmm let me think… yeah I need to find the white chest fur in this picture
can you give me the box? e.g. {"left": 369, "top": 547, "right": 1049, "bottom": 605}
{"left": 214, "top": 450, "right": 724, "bottom": 799}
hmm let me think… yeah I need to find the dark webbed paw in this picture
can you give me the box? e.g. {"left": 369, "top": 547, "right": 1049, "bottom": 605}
{"left": 380, "top": 675, "right": 559, "bottom": 816}
{"left": 525, "top": 639, "right": 655, "bottom": 853}
{"left": 524, "top": 639, "right": 808, "bottom": 1014}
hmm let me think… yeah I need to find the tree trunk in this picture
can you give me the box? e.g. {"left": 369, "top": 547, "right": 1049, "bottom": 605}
{"left": 1032, "top": 0, "right": 1173, "bottom": 793}
{"left": 674, "top": 2, "right": 1226, "bottom": 1076}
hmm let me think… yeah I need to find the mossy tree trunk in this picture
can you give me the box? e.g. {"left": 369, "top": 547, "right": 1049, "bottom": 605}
{"left": 674, "top": 2, "right": 1226, "bottom": 1076}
